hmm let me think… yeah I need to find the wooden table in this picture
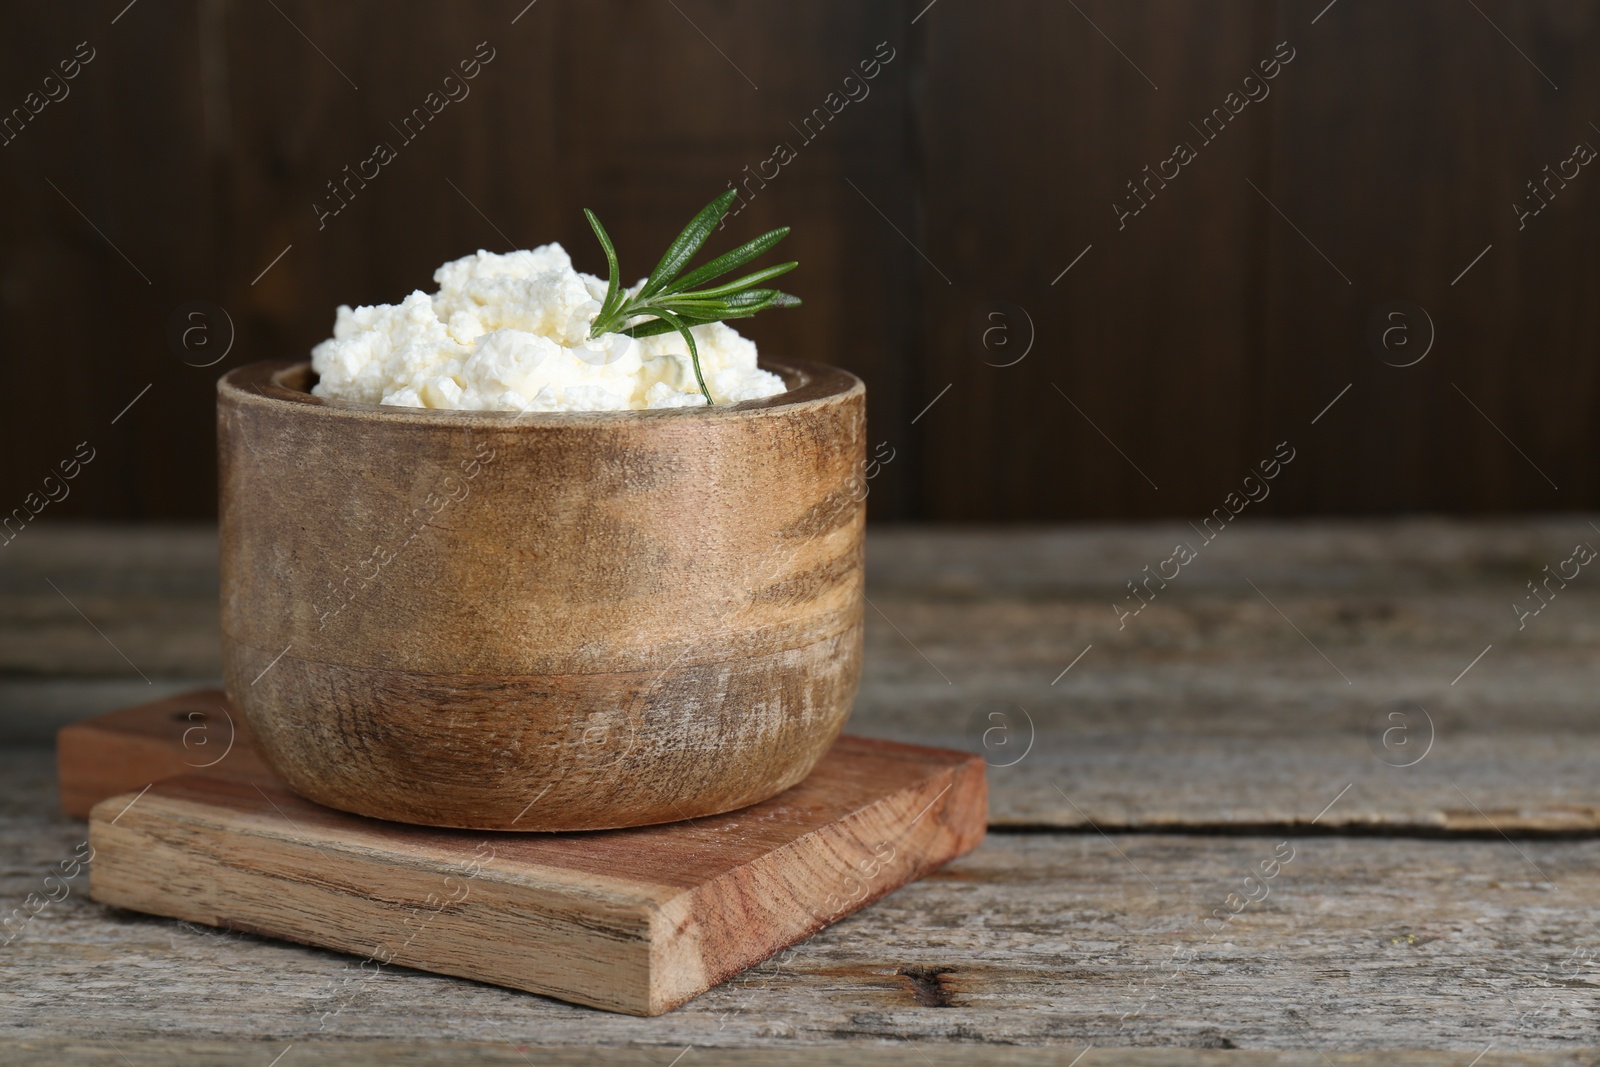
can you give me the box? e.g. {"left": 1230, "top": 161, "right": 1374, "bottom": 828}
{"left": 5, "top": 520, "right": 1599, "bottom": 1065}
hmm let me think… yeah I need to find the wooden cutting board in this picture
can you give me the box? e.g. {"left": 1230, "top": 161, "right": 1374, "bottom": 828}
{"left": 57, "top": 689, "right": 272, "bottom": 817}
{"left": 63, "top": 690, "right": 986, "bottom": 1016}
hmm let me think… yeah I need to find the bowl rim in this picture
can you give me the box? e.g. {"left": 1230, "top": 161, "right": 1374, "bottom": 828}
{"left": 218, "top": 357, "right": 862, "bottom": 425}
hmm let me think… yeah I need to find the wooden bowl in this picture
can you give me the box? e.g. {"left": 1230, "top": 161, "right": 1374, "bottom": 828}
{"left": 217, "top": 359, "right": 865, "bottom": 831}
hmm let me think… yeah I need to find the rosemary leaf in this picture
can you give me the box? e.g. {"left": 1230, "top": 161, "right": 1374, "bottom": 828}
{"left": 666, "top": 227, "right": 791, "bottom": 294}
{"left": 650, "top": 308, "right": 711, "bottom": 405}
{"left": 585, "top": 191, "right": 800, "bottom": 405}
{"left": 640, "top": 190, "right": 739, "bottom": 300}
{"left": 669, "top": 261, "right": 798, "bottom": 303}
{"left": 583, "top": 209, "right": 626, "bottom": 325}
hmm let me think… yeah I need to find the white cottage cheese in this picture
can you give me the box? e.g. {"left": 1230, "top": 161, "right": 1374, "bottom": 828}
{"left": 310, "top": 245, "right": 787, "bottom": 411}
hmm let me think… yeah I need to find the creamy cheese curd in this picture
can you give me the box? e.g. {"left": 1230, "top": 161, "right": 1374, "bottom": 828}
{"left": 310, "top": 245, "right": 787, "bottom": 411}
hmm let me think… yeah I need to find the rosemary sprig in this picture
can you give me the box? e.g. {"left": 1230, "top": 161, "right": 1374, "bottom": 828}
{"left": 585, "top": 190, "right": 800, "bottom": 404}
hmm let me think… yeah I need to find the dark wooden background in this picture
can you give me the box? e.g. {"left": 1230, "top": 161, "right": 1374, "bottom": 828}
{"left": 1, "top": 0, "right": 1597, "bottom": 522}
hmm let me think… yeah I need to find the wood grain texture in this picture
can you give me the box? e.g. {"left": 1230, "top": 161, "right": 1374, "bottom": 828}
{"left": 5, "top": 4, "right": 1599, "bottom": 524}
{"left": 914, "top": 0, "right": 1272, "bottom": 521}
{"left": 54, "top": 687, "right": 268, "bottom": 818}
{"left": 12, "top": 520, "right": 1600, "bottom": 1055}
{"left": 857, "top": 520, "right": 1600, "bottom": 832}
{"left": 1256, "top": 0, "right": 1600, "bottom": 516}
{"left": 0, "top": 2, "right": 219, "bottom": 523}
{"left": 7, "top": 1042, "right": 1598, "bottom": 1067}
{"left": 217, "top": 359, "right": 865, "bottom": 830}
{"left": 4, "top": 748, "right": 1598, "bottom": 1053}
{"left": 84, "top": 738, "right": 986, "bottom": 1016}
{"left": 13, "top": 519, "right": 1600, "bottom": 831}
{"left": 0, "top": 524, "right": 220, "bottom": 681}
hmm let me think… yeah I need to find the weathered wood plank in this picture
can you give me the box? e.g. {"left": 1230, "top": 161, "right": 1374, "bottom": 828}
{"left": 6, "top": 748, "right": 1600, "bottom": 1053}
{"left": 9, "top": 521, "right": 1600, "bottom": 830}
{"left": 5, "top": 1038, "right": 1596, "bottom": 1067}
{"left": 15, "top": 518, "right": 1600, "bottom": 676}
{"left": 0, "top": 524, "right": 220, "bottom": 680}
{"left": 858, "top": 520, "right": 1600, "bottom": 831}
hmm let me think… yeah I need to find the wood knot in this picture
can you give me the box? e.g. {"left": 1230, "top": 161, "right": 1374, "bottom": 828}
{"left": 897, "top": 965, "right": 958, "bottom": 1007}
